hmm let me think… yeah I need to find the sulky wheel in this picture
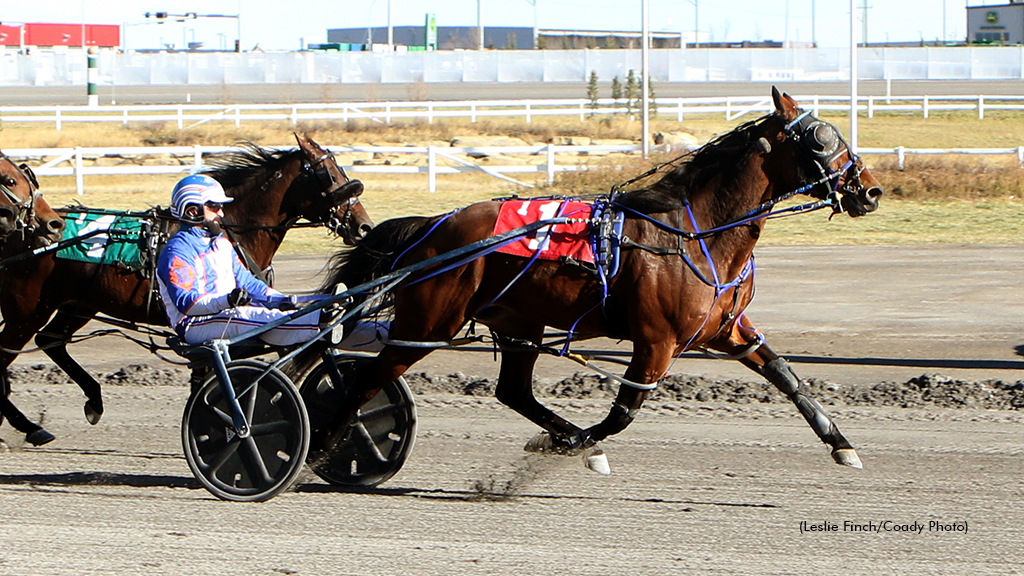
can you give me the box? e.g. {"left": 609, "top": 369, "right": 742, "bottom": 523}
{"left": 182, "top": 360, "right": 310, "bottom": 502}
{"left": 300, "top": 355, "right": 417, "bottom": 487}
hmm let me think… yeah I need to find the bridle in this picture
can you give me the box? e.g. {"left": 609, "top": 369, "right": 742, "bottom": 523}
{"left": 302, "top": 151, "right": 365, "bottom": 237}
{"left": 0, "top": 153, "right": 45, "bottom": 242}
{"left": 782, "top": 109, "right": 867, "bottom": 213}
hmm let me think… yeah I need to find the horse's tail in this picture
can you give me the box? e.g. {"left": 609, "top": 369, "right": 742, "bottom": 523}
{"left": 282, "top": 216, "right": 434, "bottom": 382}
{"left": 320, "top": 215, "right": 434, "bottom": 293}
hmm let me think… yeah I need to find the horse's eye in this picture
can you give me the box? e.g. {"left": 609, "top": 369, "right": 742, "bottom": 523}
{"left": 1, "top": 176, "right": 15, "bottom": 187}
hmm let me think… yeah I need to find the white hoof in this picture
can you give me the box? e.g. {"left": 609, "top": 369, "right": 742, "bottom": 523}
{"left": 584, "top": 449, "right": 611, "bottom": 475}
{"left": 832, "top": 448, "right": 863, "bottom": 469}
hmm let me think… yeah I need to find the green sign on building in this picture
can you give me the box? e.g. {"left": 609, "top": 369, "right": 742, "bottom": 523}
{"left": 425, "top": 14, "right": 437, "bottom": 50}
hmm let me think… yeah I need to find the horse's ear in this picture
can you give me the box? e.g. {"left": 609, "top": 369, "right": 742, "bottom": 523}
{"left": 771, "top": 86, "right": 799, "bottom": 121}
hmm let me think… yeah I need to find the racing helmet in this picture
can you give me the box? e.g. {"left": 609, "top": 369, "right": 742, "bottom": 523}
{"left": 170, "top": 174, "right": 233, "bottom": 221}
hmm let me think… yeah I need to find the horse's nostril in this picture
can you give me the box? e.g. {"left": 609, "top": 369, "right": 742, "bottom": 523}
{"left": 359, "top": 224, "right": 373, "bottom": 235}
{"left": 48, "top": 218, "right": 65, "bottom": 232}
{"left": 866, "top": 187, "right": 883, "bottom": 200}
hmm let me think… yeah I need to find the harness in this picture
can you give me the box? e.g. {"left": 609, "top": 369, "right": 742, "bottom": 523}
{"left": 377, "top": 112, "right": 863, "bottom": 391}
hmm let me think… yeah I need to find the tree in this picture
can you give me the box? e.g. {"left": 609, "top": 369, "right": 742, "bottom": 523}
{"left": 587, "top": 70, "right": 600, "bottom": 117}
{"left": 611, "top": 76, "right": 623, "bottom": 112}
{"left": 536, "top": 35, "right": 547, "bottom": 50}
{"left": 625, "top": 69, "right": 639, "bottom": 117}
{"left": 648, "top": 76, "right": 658, "bottom": 118}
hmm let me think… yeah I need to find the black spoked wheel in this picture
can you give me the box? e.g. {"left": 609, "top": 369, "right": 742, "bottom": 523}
{"left": 182, "top": 360, "right": 310, "bottom": 502}
{"left": 300, "top": 356, "right": 417, "bottom": 487}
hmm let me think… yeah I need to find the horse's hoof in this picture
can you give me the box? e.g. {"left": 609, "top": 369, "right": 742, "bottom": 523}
{"left": 523, "top": 431, "right": 581, "bottom": 456}
{"left": 524, "top": 431, "right": 554, "bottom": 453}
{"left": 583, "top": 449, "right": 611, "bottom": 475}
{"left": 832, "top": 448, "right": 863, "bottom": 469}
{"left": 26, "top": 429, "right": 55, "bottom": 446}
{"left": 84, "top": 401, "right": 103, "bottom": 425}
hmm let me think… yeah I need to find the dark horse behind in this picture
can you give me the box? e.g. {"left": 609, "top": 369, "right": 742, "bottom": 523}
{"left": 0, "top": 151, "right": 65, "bottom": 250}
{"left": 314, "top": 88, "right": 882, "bottom": 472}
{"left": 0, "top": 134, "right": 372, "bottom": 446}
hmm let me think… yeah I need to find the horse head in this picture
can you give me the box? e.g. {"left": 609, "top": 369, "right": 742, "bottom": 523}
{"left": 766, "top": 87, "right": 883, "bottom": 217}
{"left": 0, "top": 151, "right": 65, "bottom": 248}
{"left": 293, "top": 133, "right": 374, "bottom": 245}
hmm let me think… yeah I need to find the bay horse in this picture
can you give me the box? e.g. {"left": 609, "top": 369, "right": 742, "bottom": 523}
{"left": 316, "top": 88, "right": 883, "bottom": 470}
{"left": 0, "top": 150, "right": 65, "bottom": 249}
{"left": 0, "top": 134, "right": 372, "bottom": 446}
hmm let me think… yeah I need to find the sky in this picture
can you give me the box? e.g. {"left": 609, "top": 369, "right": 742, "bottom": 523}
{"left": 1, "top": 1, "right": 989, "bottom": 52}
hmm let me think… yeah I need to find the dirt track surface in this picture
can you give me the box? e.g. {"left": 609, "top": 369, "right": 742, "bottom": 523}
{"left": 1, "top": 244, "right": 1023, "bottom": 575}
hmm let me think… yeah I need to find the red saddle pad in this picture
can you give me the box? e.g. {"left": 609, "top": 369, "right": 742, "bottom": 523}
{"left": 493, "top": 199, "right": 595, "bottom": 263}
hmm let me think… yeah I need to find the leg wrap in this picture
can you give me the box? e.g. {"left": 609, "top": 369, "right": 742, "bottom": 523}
{"left": 761, "top": 357, "right": 800, "bottom": 395}
{"left": 760, "top": 357, "right": 837, "bottom": 445}
{"left": 581, "top": 402, "right": 637, "bottom": 446}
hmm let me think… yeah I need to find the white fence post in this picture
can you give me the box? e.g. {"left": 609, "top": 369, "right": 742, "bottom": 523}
{"left": 470, "top": 103, "right": 476, "bottom": 123}
{"left": 290, "top": 106, "right": 298, "bottom": 126}
{"left": 427, "top": 103, "right": 433, "bottom": 124}
{"left": 55, "top": 106, "right": 62, "bottom": 131}
{"left": 1018, "top": 146, "right": 1023, "bottom": 167}
{"left": 75, "top": 147, "right": 84, "bottom": 195}
{"left": 923, "top": 96, "right": 929, "bottom": 119}
{"left": 979, "top": 95, "right": 985, "bottom": 120}
{"left": 868, "top": 96, "right": 874, "bottom": 119}
{"left": 177, "top": 105, "right": 184, "bottom": 129}
{"left": 677, "top": 97, "right": 683, "bottom": 122}
{"left": 386, "top": 104, "right": 392, "bottom": 124}
{"left": 193, "top": 145, "right": 202, "bottom": 171}
{"left": 122, "top": 107, "right": 129, "bottom": 126}
{"left": 235, "top": 106, "right": 241, "bottom": 128}
{"left": 896, "top": 146, "right": 906, "bottom": 171}
{"left": 525, "top": 102, "right": 531, "bottom": 124}
{"left": 428, "top": 145, "right": 437, "bottom": 193}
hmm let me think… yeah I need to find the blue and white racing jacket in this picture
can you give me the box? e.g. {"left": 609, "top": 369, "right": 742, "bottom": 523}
{"left": 156, "top": 225, "right": 278, "bottom": 334}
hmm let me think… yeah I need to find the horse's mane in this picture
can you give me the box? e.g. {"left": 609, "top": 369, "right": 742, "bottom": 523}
{"left": 201, "top": 142, "right": 304, "bottom": 198}
{"left": 615, "top": 113, "right": 776, "bottom": 214}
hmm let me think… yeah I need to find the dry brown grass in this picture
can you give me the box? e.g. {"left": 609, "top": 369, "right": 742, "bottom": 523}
{"left": 3, "top": 109, "right": 1023, "bottom": 248}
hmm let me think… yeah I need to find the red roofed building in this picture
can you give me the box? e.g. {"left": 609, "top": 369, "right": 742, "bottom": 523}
{"left": 0, "top": 23, "right": 119, "bottom": 48}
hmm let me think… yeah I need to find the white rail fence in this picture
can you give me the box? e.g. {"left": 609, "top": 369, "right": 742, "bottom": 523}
{"left": 3, "top": 94, "right": 1024, "bottom": 131}
{"left": 6, "top": 144, "right": 1023, "bottom": 195}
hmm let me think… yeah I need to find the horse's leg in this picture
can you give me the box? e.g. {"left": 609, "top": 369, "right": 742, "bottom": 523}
{"left": 575, "top": 340, "right": 673, "bottom": 447}
{"left": 35, "top": 306, "right": 104, "bottom": 424}
{"left": 708, "top": 315, "right": 862, "bottom": 468}
{"left": 0, "top": 328, "right": 57, "bottom": 446}
{"left": 508, "top": 334, "right": 672, "bottom": 455}
{"left": 311, "top": 342, "right": 433, "bottom": 455}
{"left": 491, "top": 327, "right": 586, "bottom": 445}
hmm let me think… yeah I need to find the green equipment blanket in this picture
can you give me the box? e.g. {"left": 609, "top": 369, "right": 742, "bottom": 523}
{"left": 56, "top": 210, "right": 149, "bottom": 271}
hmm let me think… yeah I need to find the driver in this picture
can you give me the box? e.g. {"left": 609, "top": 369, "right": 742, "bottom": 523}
{"left": 156, "top": 174, "right": 344, "bottom": 347}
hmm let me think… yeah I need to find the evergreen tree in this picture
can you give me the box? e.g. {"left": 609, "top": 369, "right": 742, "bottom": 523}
{"left": 587, "top": 70, "right": 600, "bottom": 117}
{"left": 625, "top": 69, "right": 639, "bottom": 116}
{"left": 648, "top": 76, "right": 657, "bottom": 118}
{"left": 611, "top": 76, "right": 623, "bottom": 112}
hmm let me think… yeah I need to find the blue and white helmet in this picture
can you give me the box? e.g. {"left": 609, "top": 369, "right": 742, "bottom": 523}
{"left": 170, "top": 174, "right": 232, "bottom": 220}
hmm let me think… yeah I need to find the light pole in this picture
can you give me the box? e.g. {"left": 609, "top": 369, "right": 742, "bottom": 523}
{"left": 850, "top": 0, "right": 858, "bottom": 151}
{"left": 642, "top": 0, "right": 650, "bottom": 158}
{"left": 683, "top": 0, "right": 698, "bottom": 48}
{"left": 521, "top": 0, "right": 538, "bottom": 49}
{"left": 812, "top": 0, "right": 816, "bottom": 47}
